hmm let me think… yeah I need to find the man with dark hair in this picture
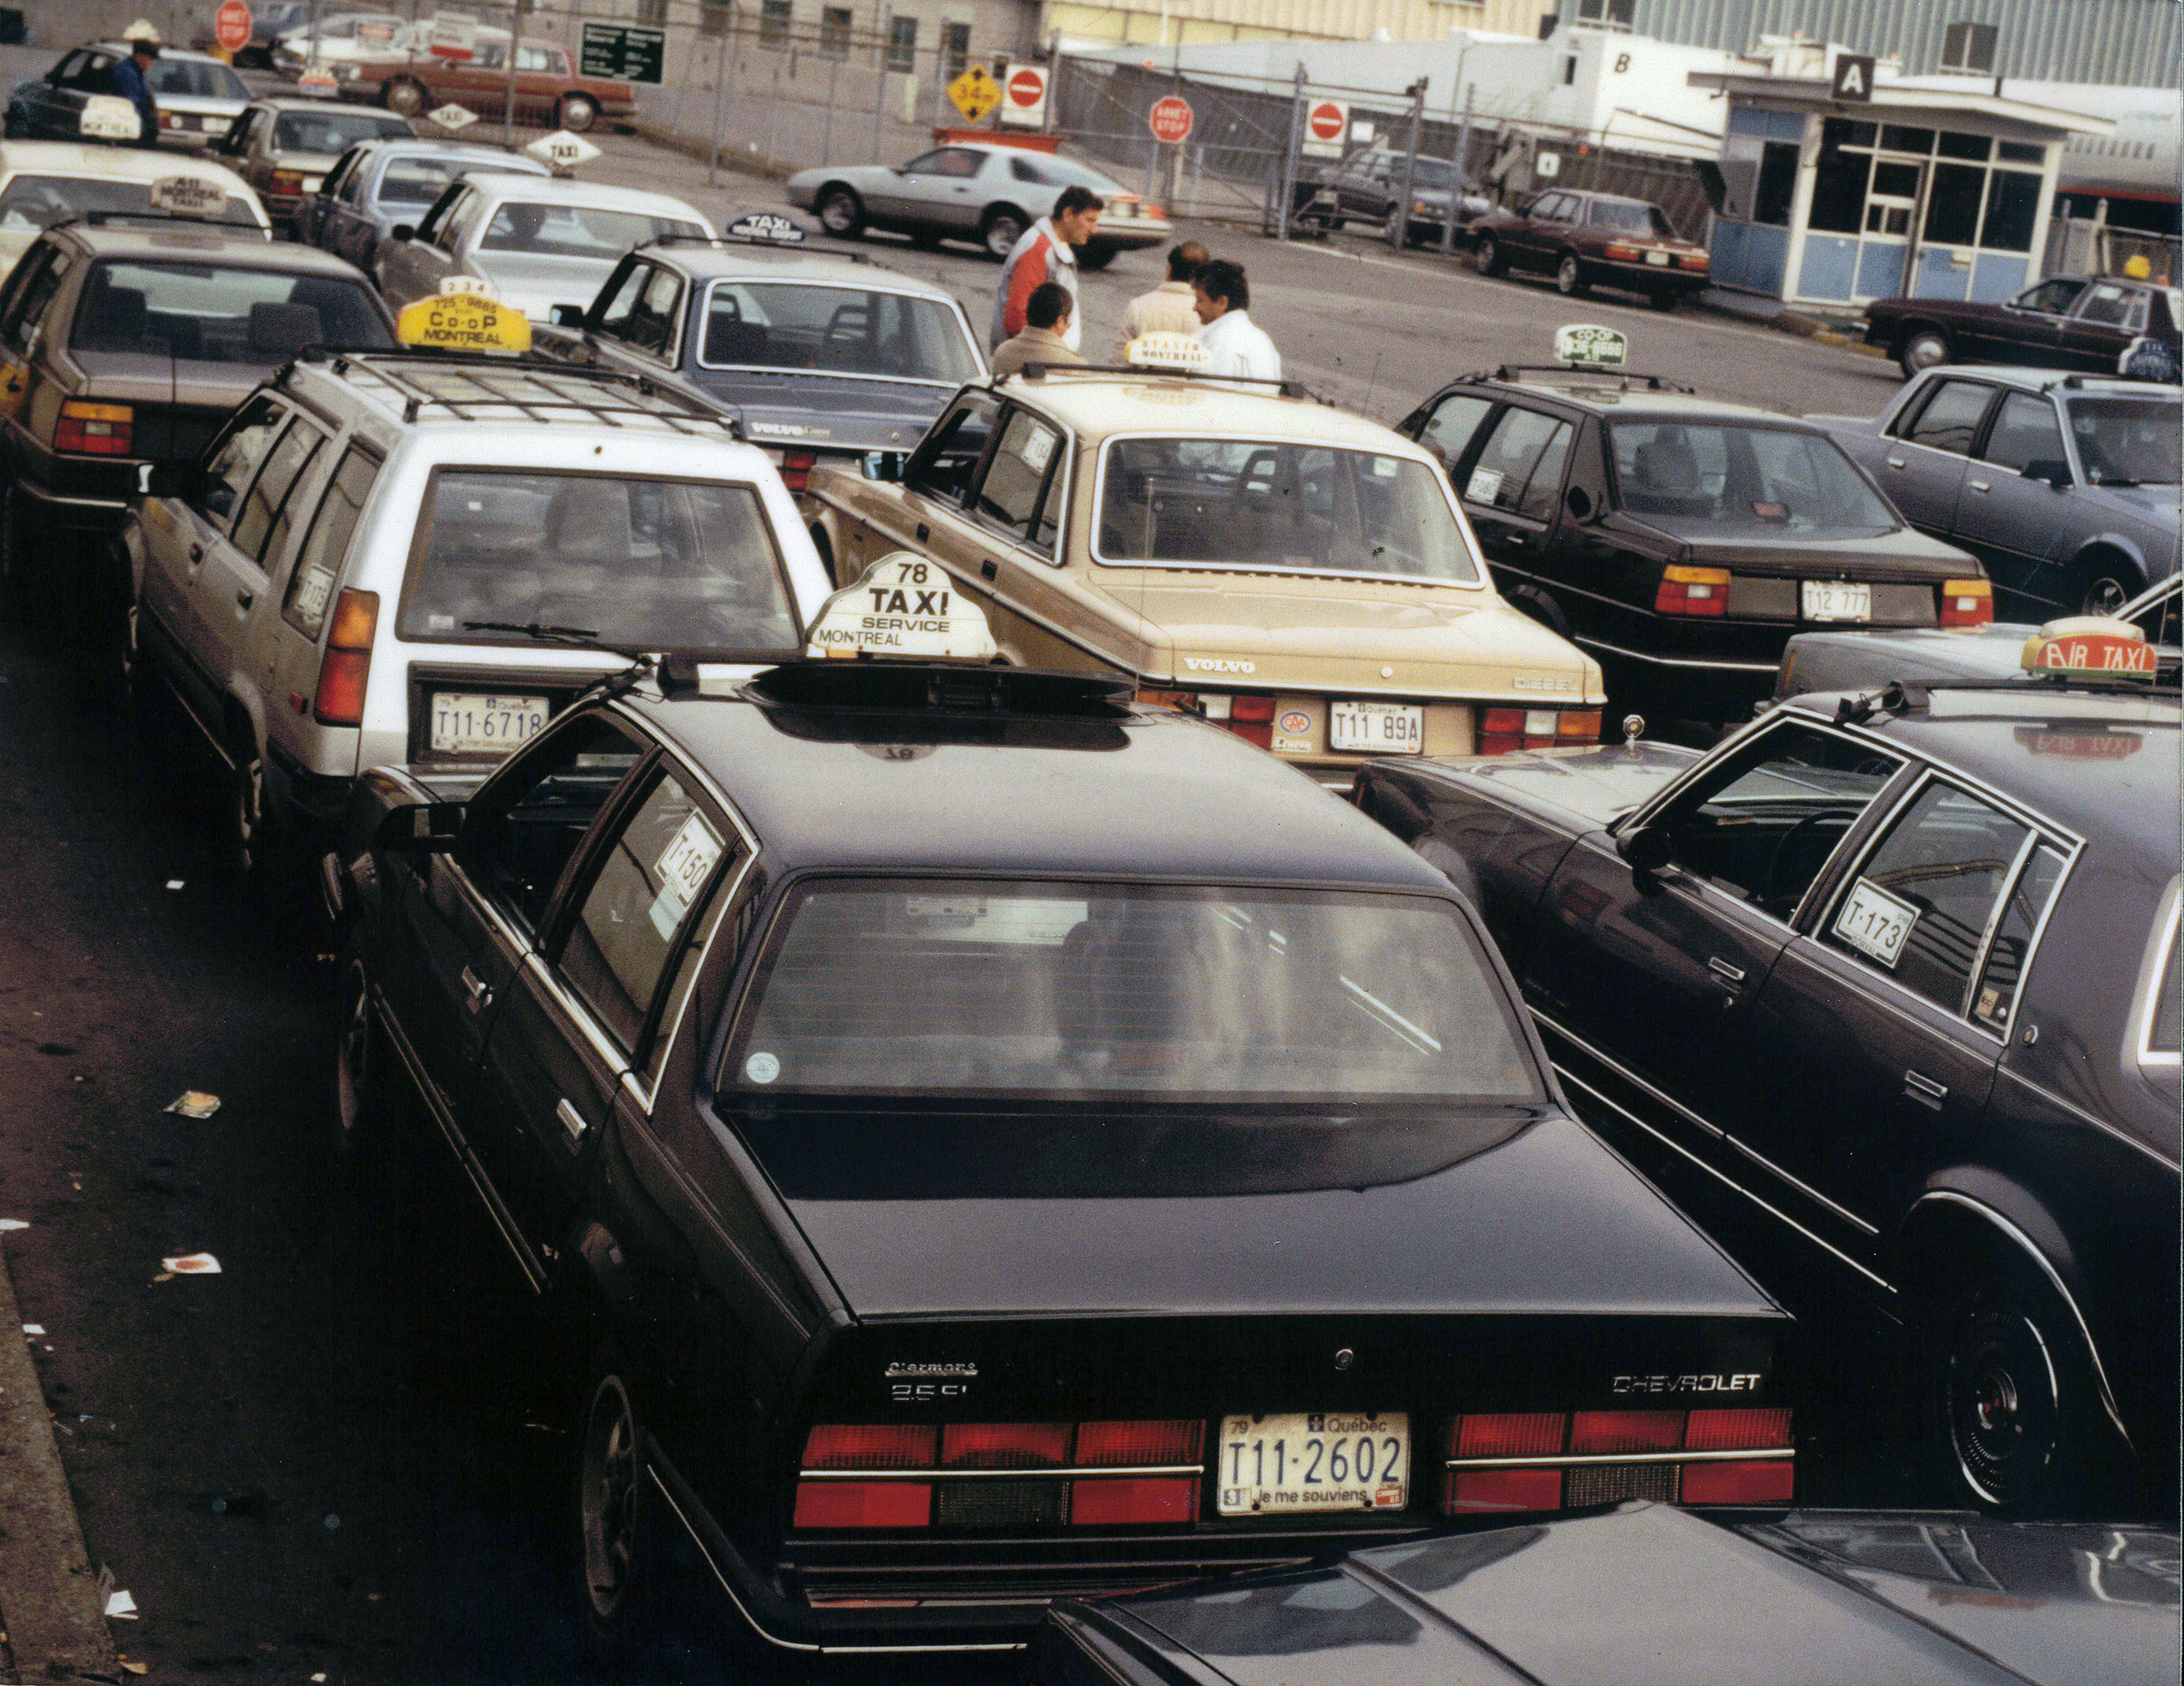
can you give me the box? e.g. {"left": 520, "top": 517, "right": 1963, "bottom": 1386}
{"left": 993, "top": 183, "right": 1102, "bottom": 354}
{"left": 991, "top": 281, "right": 1086, "bottom": 377}
{"left": 1113, "top": 239, "right": 1208, "bottom": 359}
{"left": 109, "top": 31, "right": 162, "bottom": 148}
{"left": 1192, "top": 258, "right": 1281, "bottom": 381}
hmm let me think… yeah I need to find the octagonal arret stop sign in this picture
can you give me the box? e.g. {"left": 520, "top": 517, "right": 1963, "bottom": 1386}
{"left": 215, "top": 0, "right": 253, "bottom": 54}
{"left": 1148, "top": 96, "right": 1193, "bottom": 145}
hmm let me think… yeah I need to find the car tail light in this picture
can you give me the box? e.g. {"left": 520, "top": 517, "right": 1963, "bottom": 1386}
{"left": 1680, "top": 251, "right": 1711, "bottom": 269}
{"left": 1604, "top": 242, "right": 1642, "bottom": 260}
{"left": 270, "top": 167, "right": 306, "bottom": 197}
{"left": 1448, "top": 1468, "right": 1563, "bottom": 1513}
{"left": 1217, "top": 693, "right": 1274, "bottom": 749}
{"left": 1071, "top": 1477, "right": 1198, "bottom": 1526}
{"left": 802, "top": 1425, "right": 937, "bottom": 1469}
{"left": 1479, "top": 707, "right": 1568, "bottom": 754}
{"left": 1146, "top": 204, "right": 1167, "bottom": 220}
{"left": 940, "top": 1422, "right": 1070, "bottom": 1468}
{"left": 1455, "top": 1413, "right": 1566, "bottom": 1458}
{"left": 54, "top": 400, "right": 133, "bottom": 456}
{"left": 779, "top": 448, "right": 818, "bottom": 492}
{"left": 162, "top": 113, "right": 182, "bottom": 130}
{"left": 1684, "top": 1408, "right": 1792, "bottom": 1450}
{"left": 1939, "top": 577, "right": 1994, "bottom": 629}
{"left": 1443, "top": 1409, "right": 1792, "bottom": 1515}
{"left": 1656, "top": 565, "right": 1730, "bottom": 617}
{"left": 1558, "top": 708, "right": 1603, "bottom": 742}
{"left": 1133, "top": 688, "right": 1199, "bottom": 712}
{"left": 311, "top": 589, "right": 379, "bottom": 726}
{"left": 1680, "top": 1459, "right": 1796, "bottom": 1504}
{"left": 1077, "top": 1420, "right": 1203, "bottom": 1466}
{"left": 794, "top": 1481, "right": 933, "bottom": 1529}
{"left": 1571, "top": 1410, "right": 1683, "bottom": 1454}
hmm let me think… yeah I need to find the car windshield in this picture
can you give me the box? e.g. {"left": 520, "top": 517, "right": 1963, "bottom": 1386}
{"left": 2066, "top": 396, "right": 2181, "bottom": 486}
{"left": 1006, "top": 152, "right": 1122, "bottom": 191}
{"left": 699, "top": 281, "right": 980, "bottom": 382}
{"left": 478, "top": 202, "right": 704, "bottom": 257}
{"left": 1589, "top": 200, "right": 1676, "bottom": 237}
{"left": 1608, "top": 422, "right": 1898, "bottom": 531}
{"left": 399, "top": 469, "right": 801, "bottom": 655}
{"left": 0, "top": 174, "right": 261, "bottom": 231}
{"left": 378, "top": 155, "right": 528, "bottom": 207}
{"left": 1098, "top": 438, "right": 1481, "bottom": 581}
{"left": 147, "top": 60, "right": 251, "bottom": 100}
{"left": 730, "top": 881, "right": 1541, "bottom": 1104}
{"left": 272, "top": 111, "right": 410, "bottom": 153}
{"left": 70, "top": 261, "right": 389, "bottom": 362}
{"left": 1404, "top": 159, "right": 1471, "bottom": 192}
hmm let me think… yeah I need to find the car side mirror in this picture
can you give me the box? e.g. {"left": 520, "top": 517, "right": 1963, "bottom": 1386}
{"left": 1615, "top": 820, "right": 1673, "bottom": 879}
{"left": 1564, "top": 485, "right": 1595, "bottom": 520}
{"left": 2021, "top": 458, "right": 2073, "bottom": 489}
{"left": 550, "top": 303, "right": 585, "bottom": 327}
{"left": 373, "top": 801, "right": 464, "bottom": 854}
{"left": 388, "top": 223, "right": 415, "bottom": 242}
{"left": 862, "top": 450, "right": 905, "bottom": 482}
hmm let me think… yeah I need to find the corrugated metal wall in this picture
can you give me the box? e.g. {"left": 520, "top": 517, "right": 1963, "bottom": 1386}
{"left": 1629, "top": 0, "right": 2182, "bottom": 86}
{"left": 1042, "top": 0, "right": 1555, "bottom": 47}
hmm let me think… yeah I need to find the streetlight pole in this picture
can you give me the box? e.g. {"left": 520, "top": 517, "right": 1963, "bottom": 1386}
{"left": 503, "top": 2, "right": 522, "bottom": 149}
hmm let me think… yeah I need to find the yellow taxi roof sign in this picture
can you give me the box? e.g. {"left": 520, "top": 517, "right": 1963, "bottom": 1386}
{"left": 805, "top": 553, "right": 998, "bottom": 662}
{"left": 2021, "top": 615, "right": 2158, "bottom": 682}
{"left": 396, "top": 287, "right": 531, "bottom": 355}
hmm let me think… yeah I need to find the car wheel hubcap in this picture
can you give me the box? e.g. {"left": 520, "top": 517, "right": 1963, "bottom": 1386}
{"left": 1475, "top": 240, "right": 1494, "bottom": 272}
{"left": 988, "top": 220, "right": 1021, "bottom": 257}
{"left": 822, "top": 197, "right": 854, "bottom": 231}
{"left": 2083, "top": 575, "right": 2127, "bottom": 616}
{"left": 1946, "top": 1302, "right": 2058, "bottom": 1507}
{"left": 236, "top": 757, "right": 263, "bottom": 874}
{"left": 1909, "top": 337, "right": 1946, "bottom": 370}
{"left": 1559, "top": 258, "right": 1578, "bottom": 291}
{"left": 582, "top": 1376, "right": 639, "bottom": 1620}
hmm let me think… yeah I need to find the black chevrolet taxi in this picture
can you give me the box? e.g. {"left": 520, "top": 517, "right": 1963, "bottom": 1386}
{"left": 325, "top": 561, "right": 1793, "bottom": 1662}
{"left": 1356, "top": 620, "right": 2180, "bottom": 1515}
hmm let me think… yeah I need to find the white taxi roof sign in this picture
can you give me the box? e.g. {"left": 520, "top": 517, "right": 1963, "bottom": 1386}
{"left": 396, "top": 287, "right": 531, "bottom": 354}
{"left": 805, "top": 553, "right": 997, "bottom": 663}
{"left": 1554, "top": 323, "right": 1628, "bottom": 368}
{"left": 1124, "top": 331, "right": 1210, "bottom": 372}
{"left": 80, "top": 95, "right": 142, "bottom": 143}
{"left": 524, "top": 129, "right": 603, "bottom": 174}
{"left": 726, "top": 212, "right": 804, "bottom": 245}
{"left": 2021, "top": 615, "right": 2158, "bottom": 682}
{"left": 148, "top": 175, "right": 228, "bottom": 219}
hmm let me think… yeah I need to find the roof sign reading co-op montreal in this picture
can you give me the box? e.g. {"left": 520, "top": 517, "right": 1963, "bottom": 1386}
{"left": 805, "top": 554, "right": 998, "bottom": 661}
{"left": 580, "top": 21, "right": 666, "bottom": 85}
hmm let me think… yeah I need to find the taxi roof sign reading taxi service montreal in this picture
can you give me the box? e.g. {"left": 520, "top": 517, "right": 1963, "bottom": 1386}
{"left": 1553, "top": 323, "right": 1628, "bottom": 367}
{"left": 805, "top": 553, "right": 998, "bottom": 662}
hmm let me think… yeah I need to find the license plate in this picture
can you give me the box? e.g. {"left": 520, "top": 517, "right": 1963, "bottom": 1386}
{"left": 1330, "top": 700, "right": 1424, "bottom": 754}
{"left": 1645, "top": 249, "right": 1672, "bottom": 266}
{"left": 1218, "top": 1413, "right": 1409, "bottom": 1515}
{"left": 1802, "top": 580, "right": 1871, "bottom": 622}
{"left": 429, "top": 692, "right": 548, "bottom": 755}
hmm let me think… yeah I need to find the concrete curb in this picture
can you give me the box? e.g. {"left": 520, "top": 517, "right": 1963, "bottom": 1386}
{"left": 0, "top": 1242, "right": 117, "bottom": 1683}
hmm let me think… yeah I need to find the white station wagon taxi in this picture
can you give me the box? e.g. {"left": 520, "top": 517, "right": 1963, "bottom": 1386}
{"left": 807, "top": 363, "right": 1606, "bottom": 785}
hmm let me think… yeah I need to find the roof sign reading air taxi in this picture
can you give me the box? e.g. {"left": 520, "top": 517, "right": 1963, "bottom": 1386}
{"left": 2022, "top": 616, "right": 2158, "bottom": 682}
{"left": 80, "top": 95, "right": 142, "bottom": 143}
{"left": 1124, "top": 331, "right": 1211, "bottom": 372}
{"left": 148, "top": 175, "right": 228, "bottom": 219}
{"left": 396, "top": 284, "right": 531, "bottom": 354}
{"left": 805, "top": 553, "right": 997, "bottom": 662}
{"left": 1553, "top": 323, "right": 1628, "bottom": 368}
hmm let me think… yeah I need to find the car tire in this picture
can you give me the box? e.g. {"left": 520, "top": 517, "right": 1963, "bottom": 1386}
{"left": 816, "top": 186, "right": 865, "bottom": 238}
{"left": 2071, "top": 551, "right": 2140, "bottom": 619}
{"left": 1900, "top": 328, "right": 1951, "bottom": 379}
{"left": 1472, "top": 235, "right": 1505, "bottom": 276}
{"left": 0, "top": 480, "right": 22, "bottom": 616}
{"left": 575, "top": 1345, "right": 655, "bottom": 1669}
{"left": 332, "top": 952, "right": 396, "bottom": 1166}
{"left": 557, "top": 94, "right": 598, "bottom": 133}
{"left": 981, "top": 205, "right": 1028, "bottom": 261}
{"left": 1555, "top": 253, "right": 1589, "bottom": 296}
{"left": 1077, "top": 239, "right": 1118, "bottom": 272}
{"left": 383, "top": 77, "right": 428, "bottom": 118}
{"left": 227, "top": 727, "right": 273, "bottom": 890}
{"left": 1649, "top": 287, "right": 1679, "bottom": 313}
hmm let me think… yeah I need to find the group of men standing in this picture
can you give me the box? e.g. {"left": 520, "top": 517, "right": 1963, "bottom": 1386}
{"left": 988, "top": 186, "right": 1282, "bottom": 382}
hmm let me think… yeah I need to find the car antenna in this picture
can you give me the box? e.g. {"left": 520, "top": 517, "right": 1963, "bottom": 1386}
{"left": 1834, "top": 680, "right": 1908, "bottom": 727}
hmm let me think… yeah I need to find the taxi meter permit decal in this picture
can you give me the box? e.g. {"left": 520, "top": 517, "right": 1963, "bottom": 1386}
{"left": 650, "top": 810, "right": 724, "bottom": 941}
{"left": 1553, "top": 323, "right": 1628, "bottom": 367}
{"left": 1834, "top": 877, "right": 1920, "bottom": 971}
{"left": 396, "top": 288, "right": 531, "bottom": 354}
{"left": 1465, "top": 466, "right": 1504, "bottom": 504}
{"left": 148, "top": 176, "right": 228, "bottom": 218}
{"left": 805, "top": 554, "right": 998, "bottom": 662}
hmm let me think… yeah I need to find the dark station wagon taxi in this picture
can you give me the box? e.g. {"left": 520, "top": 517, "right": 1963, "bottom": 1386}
{"left": 326, "top": 576, "right": 1794, "bottom": 1660}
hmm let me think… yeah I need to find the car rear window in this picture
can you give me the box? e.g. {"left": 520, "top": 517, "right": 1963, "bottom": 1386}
{"left": 700, "top": 282, "right": 980, "bottom": 383}
{"left": 147, "top": 60, "right": 251, "bottom": 100}
{"left": 272, "top": 111, "right": 412, "bottom": 153}
{"left": 398, "top": 469, "right": 801, "bottom": 655}
{"left": 729, "top": 881, "right": 1540, "bottom": 1104}
{"left": 1608, "top": 422, "right": 1898, "bottom": 531}
{"left": 2065, "top": 397, "right": 2180, "bottom": 487}
{"left": 0, "top": 174, "right": 262, "bottom": 231}
{"left": 1589, "top": 200, "right": 1676, "bottom": 238}
{"left": 1098, "top": 438, "right": 1481, "bottom": 583}
{"left": 478, "top": 203, "right": 703, "bottom": 257}
{"left": 377, "top": 155, "right": 514, "bottom": 207}
{"left": 70, "top": 261, "right": 390, "bottom": 362}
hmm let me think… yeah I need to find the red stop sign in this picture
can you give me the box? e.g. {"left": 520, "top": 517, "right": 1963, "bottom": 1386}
{"left": 1148, "top": 96, "right": 1194, "bottom": 145}
{"left": 1308, "top": 100, "right": 1347, "bottom": 142}
{"left": 1007, "top": 67, "right": 1046, "bottom": 107}
{"left": 214, "top": 1, "right": 253, "bottom": 54}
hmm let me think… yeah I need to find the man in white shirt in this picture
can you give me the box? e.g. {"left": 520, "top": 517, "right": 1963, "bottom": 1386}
{"left": 1191, "top": 260, "right": 1282, "bottom": 381}
{"left": 1113, "top": 241, "right": 1209, "bottom": 359}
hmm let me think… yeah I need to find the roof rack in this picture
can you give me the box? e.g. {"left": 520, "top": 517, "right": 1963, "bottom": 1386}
{"left": 1014, "top": 362, "right": 1315, "bottom": 401}
{"left": 1456, "top": 365, "right": 1695, "bottom": 393}
{"left": 295, "top": 346, "right": 745, "bottom": 437}
{"left": 2058, "top": 373, "right": 2160, "bottom": 390}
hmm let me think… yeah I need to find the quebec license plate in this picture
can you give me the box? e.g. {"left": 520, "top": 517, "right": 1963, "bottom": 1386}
{"left": 1645, "top": 249, "right": 1672, "bottom": 266}
{"left": 430, "top": 692, "right": 548, "bottom": 756}
{"left": 1218, "top": 1412, "right": 1409, "bottom": 1515}
{"left": 1802, "top": 580, "right": 1871, "bottom": 622}
{"left": 1329, "top": 700, "right": 1423, "bottom": 754}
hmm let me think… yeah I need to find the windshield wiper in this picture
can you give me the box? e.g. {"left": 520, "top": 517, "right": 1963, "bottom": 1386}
{"left": 463, "top": 619, "right": 604, "bottom": 646}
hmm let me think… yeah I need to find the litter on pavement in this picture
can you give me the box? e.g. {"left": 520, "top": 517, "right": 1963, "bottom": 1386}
{"left": 105, "top": 1589, "right": 137, "bottom": 1620}
{"left": 21, "top": 1323, "right": 43, "bottom": 1335}
{"left": 164, "top": 1091, "right": 221, "bottom": 1119}
{"left": 0, "top": 1219, "right": 28, "bottom": 1230}
{"left": 160, "top": 1253, "right": 221, "bottom": 1275}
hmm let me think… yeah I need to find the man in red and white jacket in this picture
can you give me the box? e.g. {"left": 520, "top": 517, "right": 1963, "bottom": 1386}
{"left": 990, "top": 185, "right": 1104, "bottom": 355}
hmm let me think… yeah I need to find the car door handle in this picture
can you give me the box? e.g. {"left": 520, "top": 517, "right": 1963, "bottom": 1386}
{"left": 915, "top": 521, "right": 929, "bottom": 543}
{"left": 981, "top": 558, "right": 999, "bottom": 582}
{"left": 188, "top": 543, "right": 203, "bottom": 563}
{"left": 1885, "top": 456, "right": 1906, "bottom": 469}
{"left": 1904, "top": 1069, "right": 1949, "bottom": 1109}
{"left": 1707, "top": 956, "right": 1747, "bottom": 985}
{"left": 1968, "top": 479, "right": 1991, "bottom": 493}
{"left": 555, "top": 1097, "right": 589, "bottom": 1150}
{"left": 235, "top": 588, "right": 253, "bottom": 609}
{"left": 460, "top": 965, "right": 492, "bottom": 1015}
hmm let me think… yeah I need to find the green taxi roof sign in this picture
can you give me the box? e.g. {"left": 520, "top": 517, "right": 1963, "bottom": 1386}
{"left": 1553, "top": 324, "right": 1628, "bottom": 368}
{"left": 805, "top": 553, "right": 998, "bottom": 663}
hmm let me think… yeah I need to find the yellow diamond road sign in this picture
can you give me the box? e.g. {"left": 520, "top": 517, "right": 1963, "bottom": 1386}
{"left": 948, "top": 64, "right": 1000, "bottom": 122}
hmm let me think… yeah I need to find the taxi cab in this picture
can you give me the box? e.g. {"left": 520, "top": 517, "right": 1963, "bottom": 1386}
{"left": 325, "top": 570, "right": 1792, "bottom": 1661}
{"left": 1356, "top": 618, "right": 2178, "bottom": 1514}
{"left": 0, "top": 141, "right": 267, "bottom": 277}
{"left": 806, "top": 359, "right": 1605, "bottom": 789}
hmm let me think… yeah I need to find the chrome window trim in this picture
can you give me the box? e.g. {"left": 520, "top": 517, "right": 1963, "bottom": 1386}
{"left": 1960, "top": 826, "right": 2042, "bottom": 1018}
{"left": 967, "top": 401, "right": 1074, "bottom": 565}
{"left": 692, "top": 277, "right": 981, "bottom": 387}
{"left": 1622, "top": 713, "right": 1908, "bottom": 847}
{"left": 1086, "top": 428, "right": 1492, "bottom": 589}
{"left": 2131, "top": 877, "right": 2180, "bottom": 1069}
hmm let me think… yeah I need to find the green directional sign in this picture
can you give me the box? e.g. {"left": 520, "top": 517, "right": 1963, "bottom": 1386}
{"left": 580, "top": 21, "right": 667, "bottom": 85}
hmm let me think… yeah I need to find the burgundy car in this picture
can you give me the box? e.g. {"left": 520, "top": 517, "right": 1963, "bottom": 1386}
{"left": 1471, "top": 189, "right": 1710, "bottom": 312}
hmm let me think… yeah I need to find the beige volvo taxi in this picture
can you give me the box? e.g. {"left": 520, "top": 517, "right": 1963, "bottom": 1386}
{"left": 806, "top": 366, "right": 1606, "bottom": 783}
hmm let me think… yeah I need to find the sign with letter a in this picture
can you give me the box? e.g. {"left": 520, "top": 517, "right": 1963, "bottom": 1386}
{"left": 1831, "top": 54, "right": 1875, "bottom": 102}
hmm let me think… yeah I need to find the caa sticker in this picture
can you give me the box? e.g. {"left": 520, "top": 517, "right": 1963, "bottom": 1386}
{"left": 1278, "top": 710, "right": 1312, "bottom": 736}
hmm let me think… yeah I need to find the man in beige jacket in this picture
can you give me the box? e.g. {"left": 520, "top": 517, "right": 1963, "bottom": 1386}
{"left": 993, "top": 284, "right": 1088, "bottom": 377}
{"left": 1112, "top": 242, "right": 1209, "bottom": 359}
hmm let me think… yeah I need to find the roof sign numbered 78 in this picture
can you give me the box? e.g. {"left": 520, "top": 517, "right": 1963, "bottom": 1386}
{"left": 1553, "top": 323, "right": 1629, "bottom": 367}
{"left": 805, "top": 554, "right": 997, "bottom": 662}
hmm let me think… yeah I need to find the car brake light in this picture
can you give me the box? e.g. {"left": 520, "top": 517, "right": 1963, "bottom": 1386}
{"left": 802, "top": 1424, "right": 937, "bottom": 1468}
{"left": 1076, "top": 1419, "right": 1203, "bottom": 1466}
{"left": 1680, "top": 251, "right": 1710, "bottom": 269}
{"left": 1133, "top": 688, "right": 1199, "bottom": 712}
{"left": 1216, "top": 692, "right": 1274, "bottom": 748}
{"left": 1655, "top": 564, "right": 1730, "bottom": 617}
{"left": 793, "top": 1481, "right": 933, "bottom": 1528}
{"left": 311, "top": 589, "right": 379, "bottom": 726}
{"left": 1480, "top": 707, "right": 1585, "bottom": 754}
{"left": 1604, "top": 242, "right": 1642, "bottom": 260}
{"left": 1558, "top": 709, "right": 1603, "bottom": 741}
{"left": 55, "top": 400, "right": 133, "bottom": 456}
{"left": 1571, "top": 1410, "right": 1683, "bottom": 1453}
{"left": 1444, "top": 1409, "right": 1793, "bottom": 1515}
{"left": 1448, "top": 1467, "right": 1563, "bottom": 1512}
{"left": 270, "top": 167, "right": 306, "bottom": 196}
{"left": 1070, "top": 1477, "right": 1198, "bottom": 1525}
{"left": 940, "top": 1423, "right": 1071, "bottom": 1467}
{"left": 1939, "top": 577, "right": 1994, "bottom": 629}
{"left": 1683, "top": 1407, "right": 1792, "bottom": 1450}
{"left": 779, "top": 448, "right": 818, "bottom": 492}
{"left": 1680, "top": 1459, "right": 1796, "bottom": 1503}
{"left": 1454, "top": 1413, "right": 1565, "bottom": 1457}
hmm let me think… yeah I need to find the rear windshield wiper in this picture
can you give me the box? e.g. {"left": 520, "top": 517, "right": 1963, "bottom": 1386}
{"left": 464, "top": 620, "right": 604, "bottom": 647}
